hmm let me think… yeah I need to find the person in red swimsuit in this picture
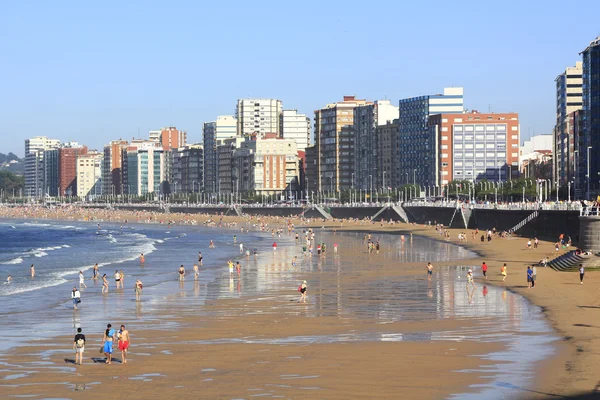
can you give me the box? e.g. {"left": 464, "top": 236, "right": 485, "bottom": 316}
{"left": 117, "top": 325, "right": 131, "bottom": 364}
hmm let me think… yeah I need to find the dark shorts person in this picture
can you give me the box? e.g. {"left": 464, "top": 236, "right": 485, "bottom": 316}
{"left": 482, "top": 270, "right": 487, "bottom": 277}
{"left": 427, "top": 270, "right": 432, "bottom": 276}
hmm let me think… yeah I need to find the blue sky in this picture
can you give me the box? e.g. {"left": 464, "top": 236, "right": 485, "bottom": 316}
{"left": 1, "top": 0, "right": 599, "bottom": 156}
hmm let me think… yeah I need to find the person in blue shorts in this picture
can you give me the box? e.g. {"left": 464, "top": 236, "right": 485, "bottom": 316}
{"left": 102, "top": 323, "right": 116, "bottom": 364}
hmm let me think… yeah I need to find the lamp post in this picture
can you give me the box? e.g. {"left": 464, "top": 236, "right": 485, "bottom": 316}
{"left": 587, "top": 146, "right": 592, "bottom": 200}
{"left": 568, "top": 181, "right": 573, "bottom": 202}
{"left": 556, "top": 181, "right": 559, "bottom": 203}
{"left": 383, "top": 171, "right": 386, "bottom": 192}
{"left": 413, "top": 169, "right": 416, "bottom": 186}
{"left": 369, "top": 175, "right": 373, "bottom": 203}
{"left": 574, "top": 149, "right": 579, "bottom": 200}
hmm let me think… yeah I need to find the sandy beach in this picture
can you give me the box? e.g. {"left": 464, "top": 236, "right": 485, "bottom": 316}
{"left": 0, "top": 205, "right": 597, "bottom": 399}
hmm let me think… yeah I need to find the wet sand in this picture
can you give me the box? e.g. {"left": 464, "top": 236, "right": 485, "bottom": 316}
{"left": 0, "top": 206, "right": 595, "bottom": 399}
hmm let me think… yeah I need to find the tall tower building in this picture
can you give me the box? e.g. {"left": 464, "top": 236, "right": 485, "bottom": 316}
{"left": 77, "top": 151, "right": 103, "bottom": 199}
{"left": 353, "top": 100, "right": 399, "bottom": 190}
{"left": 236, "top": 99, "right": 282, "bottom": 137}
{"left": 157, "top": 127, "right": 186, "bottom": 151}
{"left": 203, "top": 116, "right": 237, "bottom": 193}
{"left": 24, "top": 136, "right": 61, "bottom": 197}
{"left": 280, "top": 110, "right": 311, "bottom": 152}
{"left": 102, "top": 140, "right": 128, "bottom": 196}
{"left": 396, "top": 87, "right": 464, "bottom": 187}
{"left": 554, "top": 62, "right": 583, "bottom": 186}
{"left": 314, "top": 96, "right": 370, "bottom": 191}
{"left": 581, "top": 37, "right": 600, "bottom": 198}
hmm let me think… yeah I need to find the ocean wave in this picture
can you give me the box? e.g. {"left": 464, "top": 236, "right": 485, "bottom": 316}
{"left": 0, "top": 257, "right": 24, "bottom": 265}
{"left": 1, "top": 277, "right": 69, "bottom": 296}
{"left": 155, "top": 239, "right": 165, "bottom": 244}
{"left": 33, "top": 251, "right": 48, "bottom": 258}
{"left": 107, "top": 234, "right": 117, "bottom": 244}
{"left": 62, "top": 244, "right": 70, "bottom": 248}
{"left": 21, "top": 222, "right": 52, "bottom": 228}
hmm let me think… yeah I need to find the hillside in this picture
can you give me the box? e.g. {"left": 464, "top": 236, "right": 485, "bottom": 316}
{"left": 0, "top": 152, "right": 24, "bottom": 175}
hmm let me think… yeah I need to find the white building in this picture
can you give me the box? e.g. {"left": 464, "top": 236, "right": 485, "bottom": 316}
{"left": 125, "top": 147, "right": 165, "bottom": 196}
{"left": 236, "top": 99, "right": 283, "bottom": 137}
{"left": 234, "top": 137, "right": 299, "bottom": 195}
{"left": 77, "top": 151, "right": 103, "bottom": 198}
{"left": 280, "top": 109, "right": 311, "bottom": 152}
{"left": 520, "top": 134, "right": 553, "bottom": 168}
{"left": 24, "top": 136, "right": 61, "bottom": 197}
{"left": 203, "top": 115, "right": 238, "bottom": 193}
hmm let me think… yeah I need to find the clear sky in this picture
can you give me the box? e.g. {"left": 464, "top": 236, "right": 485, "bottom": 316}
{"left": 1, "top": 0, "right": 599, "bottom": 156}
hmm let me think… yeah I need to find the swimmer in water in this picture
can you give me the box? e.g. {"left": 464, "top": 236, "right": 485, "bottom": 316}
{"left": 7, "top": 275, "right": 12, "bottom": 283}
{"left": 30, "top": 264, "right": 35, "bottom": 278}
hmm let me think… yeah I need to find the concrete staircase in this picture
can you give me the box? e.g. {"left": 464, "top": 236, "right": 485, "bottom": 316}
{"left": 391, "top": 205, "right": 409, "bottom": 223}
{"left": 547, "top": 251, "right": 585, "bottom": 271}
{"left": 231, "top": 205, "right": 242, "bottom": 217}
{"left": 508, "top": 210, "right": 539, "bottom": 234}
{"left": 462, "top": 207, "right": 472, "bottom": 228}
{"left": 449, "top": 207, "right": 467, "bottom": 229}
{"left": 302, "top": 205, "right": 332, "bottom": 220}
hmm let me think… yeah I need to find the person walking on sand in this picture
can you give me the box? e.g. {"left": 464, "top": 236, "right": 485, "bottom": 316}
{"left": 79, "top": 271, "right": 87, "bottom": 288}
{"left": 466, "top": 269, "right": 475, "bottom": 289}
{"left": 102, "top": 274, "right": 109, "bottom": 293}
{"left": 299, "top": 280, "right": 307, "bottom": 303}
{"left": 135, "top": 278, "right": 143, "bottom": 301}
{"left": 73, "top": 327, "right": 86, "bottom": 365}
{"left": 102, "top": 324, "right": 116, "bottom": 364}
{"left": 532, "top": 265, "right": 537, "bottom": 287}
{"left": 30, "top": 264, "right": 35, "bottom": 278}
{"left": 178, "top": 265, "right": 185, "bottom": 281}
{"left": 71, "top": 286, "right": 81, "bottom": 310}
{"left": 534, "top": 237, "right": 539, "bottom": 249}
{"left": 481, "top": 262, "right": 488, "bottom": 280}
{"left": 501, "top": 263, "right": 507, "bottom": 281}
{"left": 526, "top": 239, "right": 532, "bottom": 249}
{"left": 527, "top": 266, "right": 533, "bottom": 289}
{"left": 579, "top": 264, "right": 585, "bottom": 284}
{"left": 193, "top": 264, "right": 199, "bottom": 281}
{"left": 426, "top": 262, "right": 433, "bottom": 280}
{"left": 117, "top": 325, "right": 130, "bottom": 364}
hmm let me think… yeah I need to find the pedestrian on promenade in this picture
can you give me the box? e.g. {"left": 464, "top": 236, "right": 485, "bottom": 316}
{"left": 73, "top": 327, "right": 85, "bottom": 365}
{"left": 527, "top": 266, "right": 533, "bottom": 289}
{"left": 579, "top": 264, "right": 585, "bottom": 284}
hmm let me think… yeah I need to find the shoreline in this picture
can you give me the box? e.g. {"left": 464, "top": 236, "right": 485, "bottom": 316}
{"left": 0, "top": 207, "right": 592, "bottom": 398}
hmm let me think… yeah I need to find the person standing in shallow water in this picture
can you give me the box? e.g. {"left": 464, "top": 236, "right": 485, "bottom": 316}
{"left": 102, "top": 274, "right": 109, "bottom": 293}
{"left": 135, "top": 278, "right": 143, "bottom": 301}
{"left": 30, "top": 264, "right": 35, "bottom": 278}
{"left": 426, "top": 262, "right": 433, "bottom": 280}
{"left": 501, "top": 263, "right": 507, "bottom": 281}
{"left": 139, "top": 253, "right": 145, "bottom": 265}
{"left": 299, "top": 280, "right": 307, "bottom": 303}
{"left": 178, "top": 265, "right": 185, "bottom": 281}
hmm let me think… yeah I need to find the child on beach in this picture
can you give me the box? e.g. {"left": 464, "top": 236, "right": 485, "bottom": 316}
{"left": 466, "top": 269, "right": 475, "bottom": 289}
{"left": 501, "top": 263, "right": 507, "bottom": 281}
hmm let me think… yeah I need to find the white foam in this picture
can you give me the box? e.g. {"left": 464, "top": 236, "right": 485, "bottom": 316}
{"left": 33, "top": 251, "right": 48, "bottom": 258}
{"left": 0, "top": 277, "right": 69, "bottom": 296}
{"left": 0, "top": 257, "right": 24, "bottom": 265}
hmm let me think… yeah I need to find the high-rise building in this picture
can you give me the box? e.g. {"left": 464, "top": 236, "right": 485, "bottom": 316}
{"left": 102, "top": 140, "right": 128, "bottom": 196}
{"left": 554, "top": 62, "right": 583, "bottom": 185}
{"left": 44, "top": 149, "right": 60, "bottom": 197}
{"left": 58, "top": 144, "right": 88, "bottom": 197}
{"left": 396, "top": 87, "right": 464, "bottom": 187}
{"left": 171, "top": 144, "right": 204, "bottom": 194}
{"left": 581, "top": 36, "right": 600, "bottom": 198}
{"left": 154, "top": 127, "right": 186, "bottom": 151}
{"left": 377, "top": 120, "right": 399, "bottom": 190}
{"left": 77, "top": 151, "right": 103, "bottom": 199}
{"left": 314, "top": 96, "right": 370, "bottom": 191}
{"left": 428, "top": 112, "right": 519, "bottom": 186}
{"left": 280, "top": 109, "right": 311, "bottom": 152}
{"left": 24, "top": 136, "right": 61, "bottom": 197}
{"left": 354, "top": 100, "right": 399, "bottom": 190}
{"left": 203, "top": 116, "right": 237, "bottom": 194}
{"left": 234, "top": 137, "right": 299, "bottom": 196}
{"left": 216, "top": 137, "right": 245, "bottom": 194}
{"left": 126, "top": 147, "right": 165, "bottom": 196}
{"left": 304, "top": 145, "right": 319, "bottom": 198}
{"left": 236, "top": 99, "right": 282, "bottom": 137}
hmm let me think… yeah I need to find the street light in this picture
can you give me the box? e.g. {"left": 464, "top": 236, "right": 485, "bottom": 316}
{"left": 413, "top": 169, "right": 416, "bottom": 186}
{"left": 383, "top": 171, "right": 386, "bottom": 192}
{"left": 369, "top": 175, "right": 373, "bottom": 203}
{"left": 574, "top": 149, "right": 579, "bottom": 200}
{"left": 587, "top": 146, "right": 592, "bottom": 200}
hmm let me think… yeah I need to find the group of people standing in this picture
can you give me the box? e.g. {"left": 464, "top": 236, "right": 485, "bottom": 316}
{"left": 72, "top": 323, "right": 131, "bottom": 366}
